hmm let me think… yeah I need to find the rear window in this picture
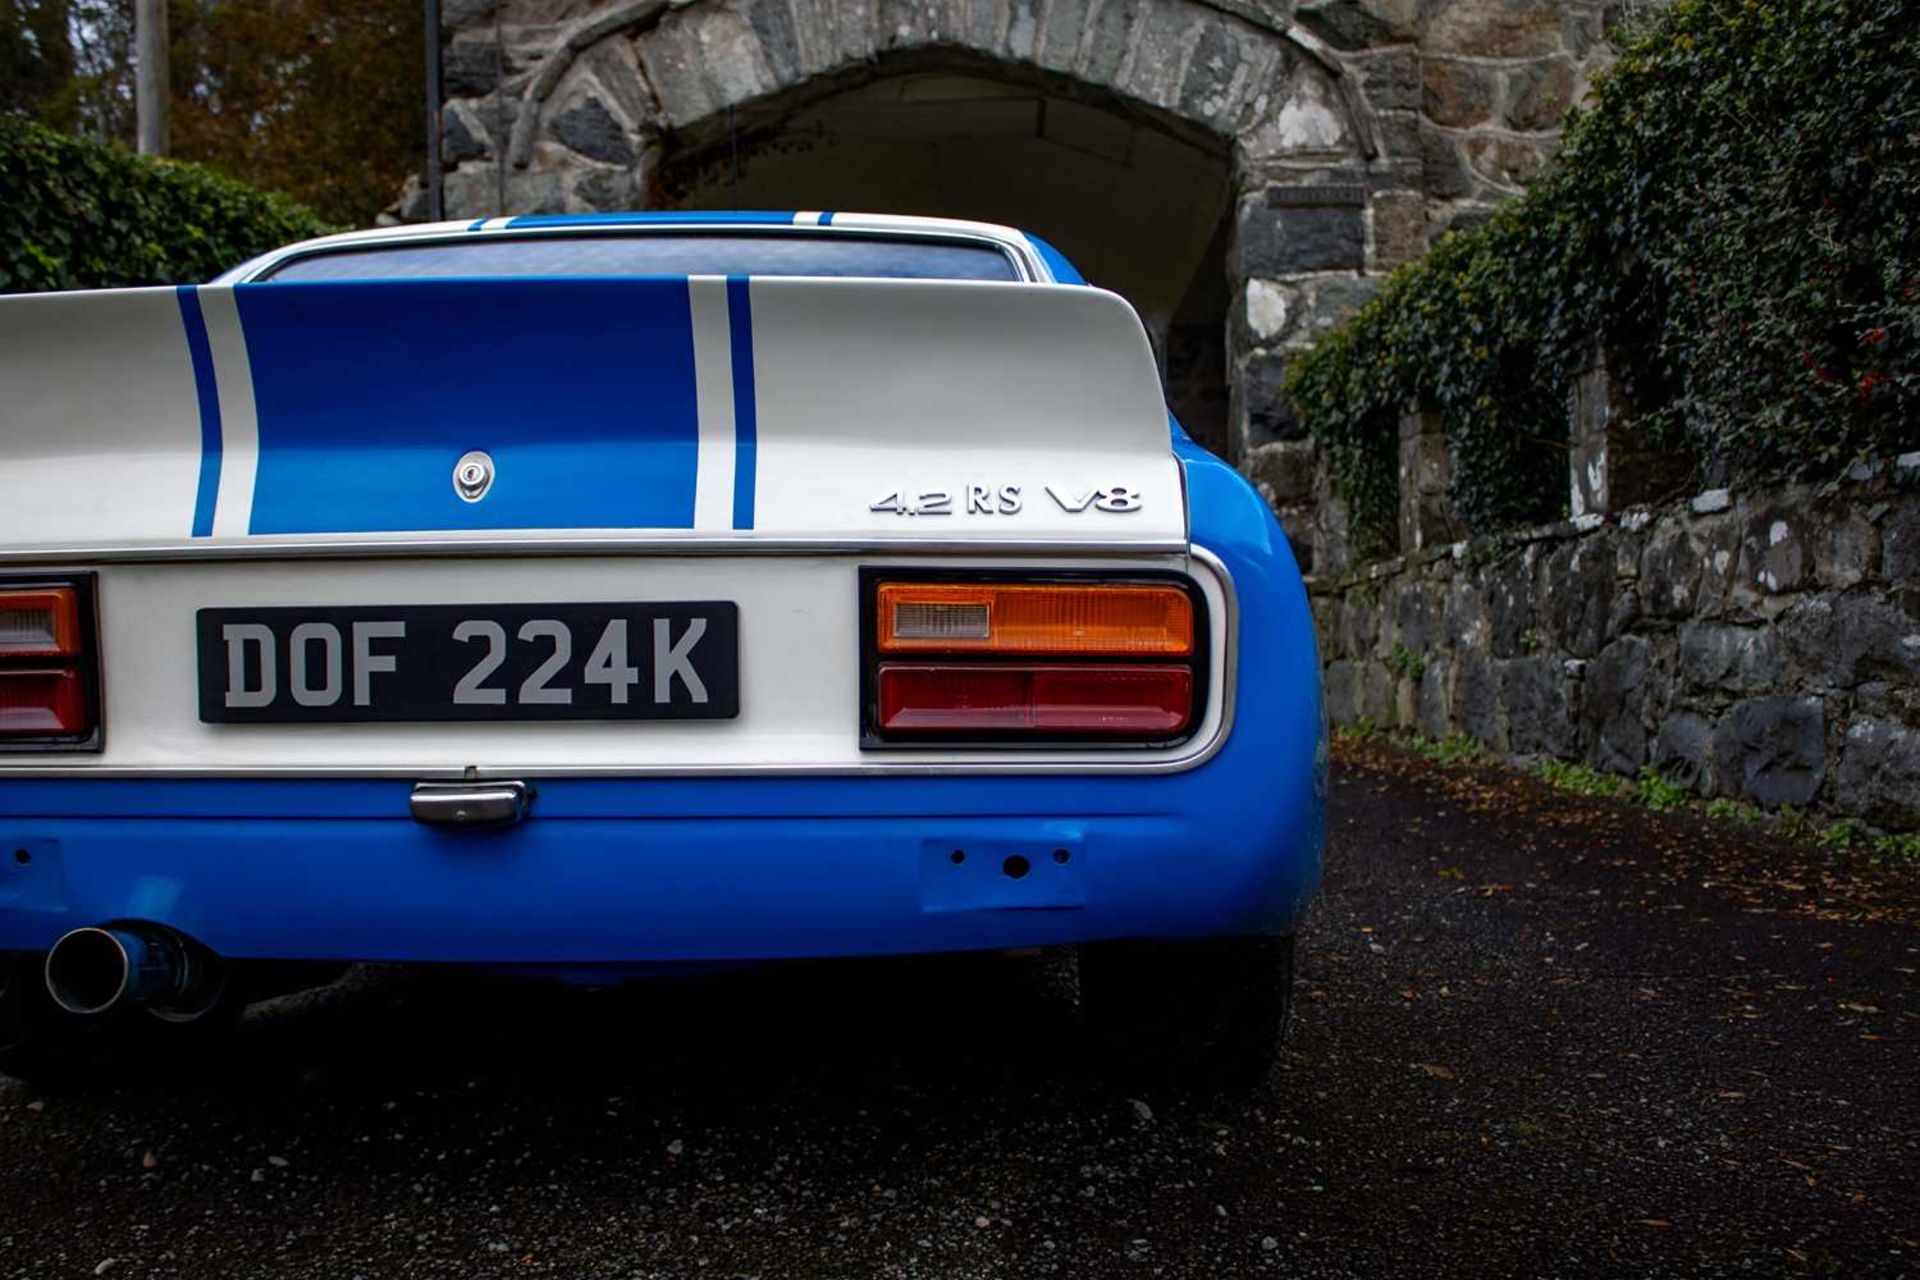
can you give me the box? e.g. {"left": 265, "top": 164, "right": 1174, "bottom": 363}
{"left": 263, "top": 233, "right": 1022, "bottom": 282}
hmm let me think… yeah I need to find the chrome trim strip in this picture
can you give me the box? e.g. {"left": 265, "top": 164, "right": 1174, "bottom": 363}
{"left": 234, "top": 224, "right": 1046, "bottom": 286}
{"left": 0, "top": 535, "right": 1191, "bottom": 566}
{"left": 0, "top": 547, "right": 1238, "bottom": 779}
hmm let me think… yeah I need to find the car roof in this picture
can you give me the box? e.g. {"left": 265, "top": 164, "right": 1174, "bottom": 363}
{"left": 219, "top": 212, "right": 1085, "bottom": 286}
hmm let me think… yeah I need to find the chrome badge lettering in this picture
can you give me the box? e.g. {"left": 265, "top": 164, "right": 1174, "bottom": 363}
{"left": 1046, "top": 485, "right": 1142, "bottom": 513}
{"left": 870, "top": 483, "right": 1139, "bottom": 516}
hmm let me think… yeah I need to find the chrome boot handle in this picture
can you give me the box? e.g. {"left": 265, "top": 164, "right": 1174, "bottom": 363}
{"left": 409, "top": 780, "right": 533, "bottom": 829}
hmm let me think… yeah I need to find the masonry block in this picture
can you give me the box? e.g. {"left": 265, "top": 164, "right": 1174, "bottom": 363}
{"left": 1568, "top": 350, "right": 1691, "bottom": 515}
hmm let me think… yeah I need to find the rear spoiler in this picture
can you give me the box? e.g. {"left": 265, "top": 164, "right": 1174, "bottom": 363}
{"left": 0, "top": 277, "right": 1185, "bottom": 552}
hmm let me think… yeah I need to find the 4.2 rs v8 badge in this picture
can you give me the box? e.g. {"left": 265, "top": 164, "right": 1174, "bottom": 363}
{"left": 869, "top": 484, "right": 1142, "bottom": 516}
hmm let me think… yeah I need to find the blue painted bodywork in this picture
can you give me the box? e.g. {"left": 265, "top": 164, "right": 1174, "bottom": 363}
{"left": 0, "top": 224, "right": 1325, "bottom": 969}
{"left": 234, "top": 278, "right": 706, "bottom": 535}
{"left": 175, "top": 287, "right": 225, "bottom": 538}
{"left": 724, "top": 274, "right": 759, "bottom": 531}
{"left": 504, "top": 210, "right": 805, "bottom": 228}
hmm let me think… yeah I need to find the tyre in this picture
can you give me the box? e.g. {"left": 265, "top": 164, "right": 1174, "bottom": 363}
{"left": 1078, "top": 934, "right": 1295, "bottom": 1088}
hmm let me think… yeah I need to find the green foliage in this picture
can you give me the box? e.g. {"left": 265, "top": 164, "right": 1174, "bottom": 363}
{"left": 1537, "top": 760, "right": 1700, "bottom": 812}
{"left": 1634, "top": 767, "right": 1691, "bottom": 812}
{"left": 2, "top": 1, "right": 421, "bottom": 225}
{"left": 1809, "top": 822, "right": 1919, "bottom": 860}
{"left": 1775, "top": 805, "right": 1814, "bottom": 838}
{"left": 1333, "top": 721, "right": 1488, "bottom": 763}
{"left": 1287, "top": 0, "right": 1920, "bottom": 555}
{"left": 1537, "top": 758, "right": 1632, "bottom": 799}
{"left": 1705, "top": 797, "right": 1761, "bottom": 823}
{"left": 1343, "top": 724, "right": 1914, "bottom": 846}
{"left": 166, "top": 0, "right": 425, "bottom": 226}
{"left": 1386, "top": 642, "right": 1429, "bottom": 680}
{"left": 1, "top": 1, "right": 74, "bottom": 126}
{"left": 2, "top": 2, "right": 127, "bottom": 139}
{"left": 1423, "top": 734, "right": 1487, "bottom": 766}
{"left": 0, "top": 117, "right": 334, "bottom": 292}
{"left": 1817, "top": 818, "right": 1867, "bottom": 849}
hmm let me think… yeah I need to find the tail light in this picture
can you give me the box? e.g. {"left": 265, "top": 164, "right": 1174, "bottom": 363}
{"left": 863, "top": 573, "right": 1204, "bottom": 745}
{"left": 0, "top": 578, "right": 101, "bottom": 749}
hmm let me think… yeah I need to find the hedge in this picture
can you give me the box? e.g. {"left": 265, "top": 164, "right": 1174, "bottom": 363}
{"left": 0, "top": 118, "right": 336, "bottom": 294}
{"left": 1286, "top": 0, "right": 1920, "bottom": 558}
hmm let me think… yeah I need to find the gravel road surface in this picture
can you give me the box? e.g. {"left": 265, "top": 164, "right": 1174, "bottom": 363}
{"left": 3, "top": 744, "right": 1916, "bottom": 1278}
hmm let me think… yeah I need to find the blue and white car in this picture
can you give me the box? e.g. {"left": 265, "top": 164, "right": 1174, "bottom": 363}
{"left": 0, "top": 212, "right": 1325, "bottom": 1084}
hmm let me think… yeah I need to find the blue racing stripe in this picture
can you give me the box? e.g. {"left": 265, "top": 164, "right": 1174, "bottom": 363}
{"left": 234, "top": 279, "right": 702, "bottom": 534}
{"left": 819, "top": 211, "right": 835, "bottom": 226}
{"left": 175, "top": 286, "right": 222, "bottom": 538}
{"left": 467, "top": 217, "right": 490, "bottom": 231}
{"left": 505, "top": 211, "right": 798, "bottom": 229}
{"left": 726, "top": 275, "right": 758, "bottom": 531}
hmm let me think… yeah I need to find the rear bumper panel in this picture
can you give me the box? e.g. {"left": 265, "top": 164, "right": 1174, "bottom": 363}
{"left": 0, "top": 765, "right": 1321, "bottom": 961}
{"left": 0, "top": 455, "right": 1325, "bottom": 965}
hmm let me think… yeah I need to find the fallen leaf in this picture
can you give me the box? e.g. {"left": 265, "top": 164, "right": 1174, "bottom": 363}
{"left": 1636, "top": 1219, "right": 1673, "bottom": 1229}
{"left": 1421, "top": 1064, "right": 1455, "bottom": 1081}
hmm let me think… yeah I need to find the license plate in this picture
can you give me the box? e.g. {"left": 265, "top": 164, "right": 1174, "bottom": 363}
{"left": 196, "top": 602, "right": 738, "bottom": 723}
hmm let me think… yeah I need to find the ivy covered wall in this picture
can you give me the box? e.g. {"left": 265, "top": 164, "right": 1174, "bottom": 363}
{"left": 1285, "top": 0, "right": 1918, "bottom": 563}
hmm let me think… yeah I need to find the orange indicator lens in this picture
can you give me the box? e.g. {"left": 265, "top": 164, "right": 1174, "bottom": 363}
{"left": 876, "top": 583, "right": 1193, "bottom": 656}
{"left": 0, "top": 588, "right": 80, "bottom": 658}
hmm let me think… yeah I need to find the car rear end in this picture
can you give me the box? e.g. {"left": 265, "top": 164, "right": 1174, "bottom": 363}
{"left": 0, "top": 216, "right": 1324, "bottom": 1083}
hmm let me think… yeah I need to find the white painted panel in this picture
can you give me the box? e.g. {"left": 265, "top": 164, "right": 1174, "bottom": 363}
{"left": 1, "top": 274, "right": 1186, "bottom": 551}
{"left": 686, "top": 276, "right": 738, "bottom": 531}
{"left": 748, "top": 279, "right": 1185, "bottom": 543}
{"left": 199, "top": 286, "right": 260, "bottom": 537}
{"left": 0, "top": 288, "right": 203, "bottom": 544}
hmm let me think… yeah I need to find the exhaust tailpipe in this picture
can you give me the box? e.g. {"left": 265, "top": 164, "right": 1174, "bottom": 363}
{"left": 45, "top": 923, "right": 199, "bottom": 1017}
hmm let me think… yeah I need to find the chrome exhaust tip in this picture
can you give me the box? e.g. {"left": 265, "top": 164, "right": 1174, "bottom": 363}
{"left": 44, "top": 924, "right": 191, "bottom": 1017}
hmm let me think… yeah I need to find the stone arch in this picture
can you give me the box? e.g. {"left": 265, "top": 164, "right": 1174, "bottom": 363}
{"left": 498, "top": 0, "right": 1378, "bottom": 173}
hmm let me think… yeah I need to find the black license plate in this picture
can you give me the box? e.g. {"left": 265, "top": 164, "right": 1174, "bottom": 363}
{"left": 197, "top": 602, "right": 738, "bottom": 723}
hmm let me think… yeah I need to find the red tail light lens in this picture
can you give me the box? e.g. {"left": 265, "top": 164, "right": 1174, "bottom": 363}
{"left": 0, "top": 669, "right": 87, "bottom": 735}
{"left": 878, "top": 664, "right": 1193, "bottom": 735}
{"left": 0, "top": 577, "right": 99, "bottom": 748}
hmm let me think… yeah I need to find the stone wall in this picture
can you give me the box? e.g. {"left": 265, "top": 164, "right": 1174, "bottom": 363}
{"left": 1311, "top": 455, "right": 1920, "bottom": 830}
{"left": 1232, "top": 0, "right": 1632, "bottom": 576}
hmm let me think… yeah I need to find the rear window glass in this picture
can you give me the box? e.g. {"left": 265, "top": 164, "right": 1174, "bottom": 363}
{"left": 263, "top": 234, "right": 1022, "bottom": 282}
